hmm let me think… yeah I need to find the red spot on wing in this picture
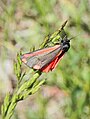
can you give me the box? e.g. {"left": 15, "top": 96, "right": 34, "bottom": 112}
{"left": 22, "top": 58, "right": 27, "bottom": 63}
{"left": 33, "top": 65, "right": 41, "bottom": 69}
{"left": 40, "top": 51, "right": 64, "bottom": 72}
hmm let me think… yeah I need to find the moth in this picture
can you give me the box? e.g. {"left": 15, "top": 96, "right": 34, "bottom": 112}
{"left": 21, "top": 21, "right": 72, "bottom": 72}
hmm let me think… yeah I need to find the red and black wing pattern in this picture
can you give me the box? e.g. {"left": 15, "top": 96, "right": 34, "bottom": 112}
{"left": 21, "top": 45, "right": 64, "bottom": 72}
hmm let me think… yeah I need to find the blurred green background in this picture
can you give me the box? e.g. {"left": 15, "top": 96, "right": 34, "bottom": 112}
{"left": 0, "top": 0, "right": 90, "bottom": 119}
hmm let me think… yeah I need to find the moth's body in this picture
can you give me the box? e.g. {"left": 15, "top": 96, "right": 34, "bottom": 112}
{"left": 21, "top": 38, "right": 70, "bottom": 72}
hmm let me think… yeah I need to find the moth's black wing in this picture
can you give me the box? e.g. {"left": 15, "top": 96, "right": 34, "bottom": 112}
{"left": 26, "top": 46, "right": 62, "bottom": 69}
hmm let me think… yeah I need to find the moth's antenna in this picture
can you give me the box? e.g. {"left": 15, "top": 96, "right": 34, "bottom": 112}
{"left": 69, "top": 34, "right": 81, "bottom": 41}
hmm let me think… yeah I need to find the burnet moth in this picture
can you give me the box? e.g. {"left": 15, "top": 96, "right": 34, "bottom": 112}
{"left": 21, "top": 20, "right": 72, "bottom": 73}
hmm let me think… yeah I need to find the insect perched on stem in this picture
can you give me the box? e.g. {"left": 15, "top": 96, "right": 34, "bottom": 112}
{"left": 21, "top": 21, "right": 73, "bottom": 73}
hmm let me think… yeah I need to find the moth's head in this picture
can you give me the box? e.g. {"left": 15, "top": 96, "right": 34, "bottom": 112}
{"left": 60, "top": 35, "right": 70, "bottom": 52}
{"left": 60, "top": 34, "right": 78, "bottom": 52}
{"left": 61, "top": 35, "right": 70, "bottom": 44}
